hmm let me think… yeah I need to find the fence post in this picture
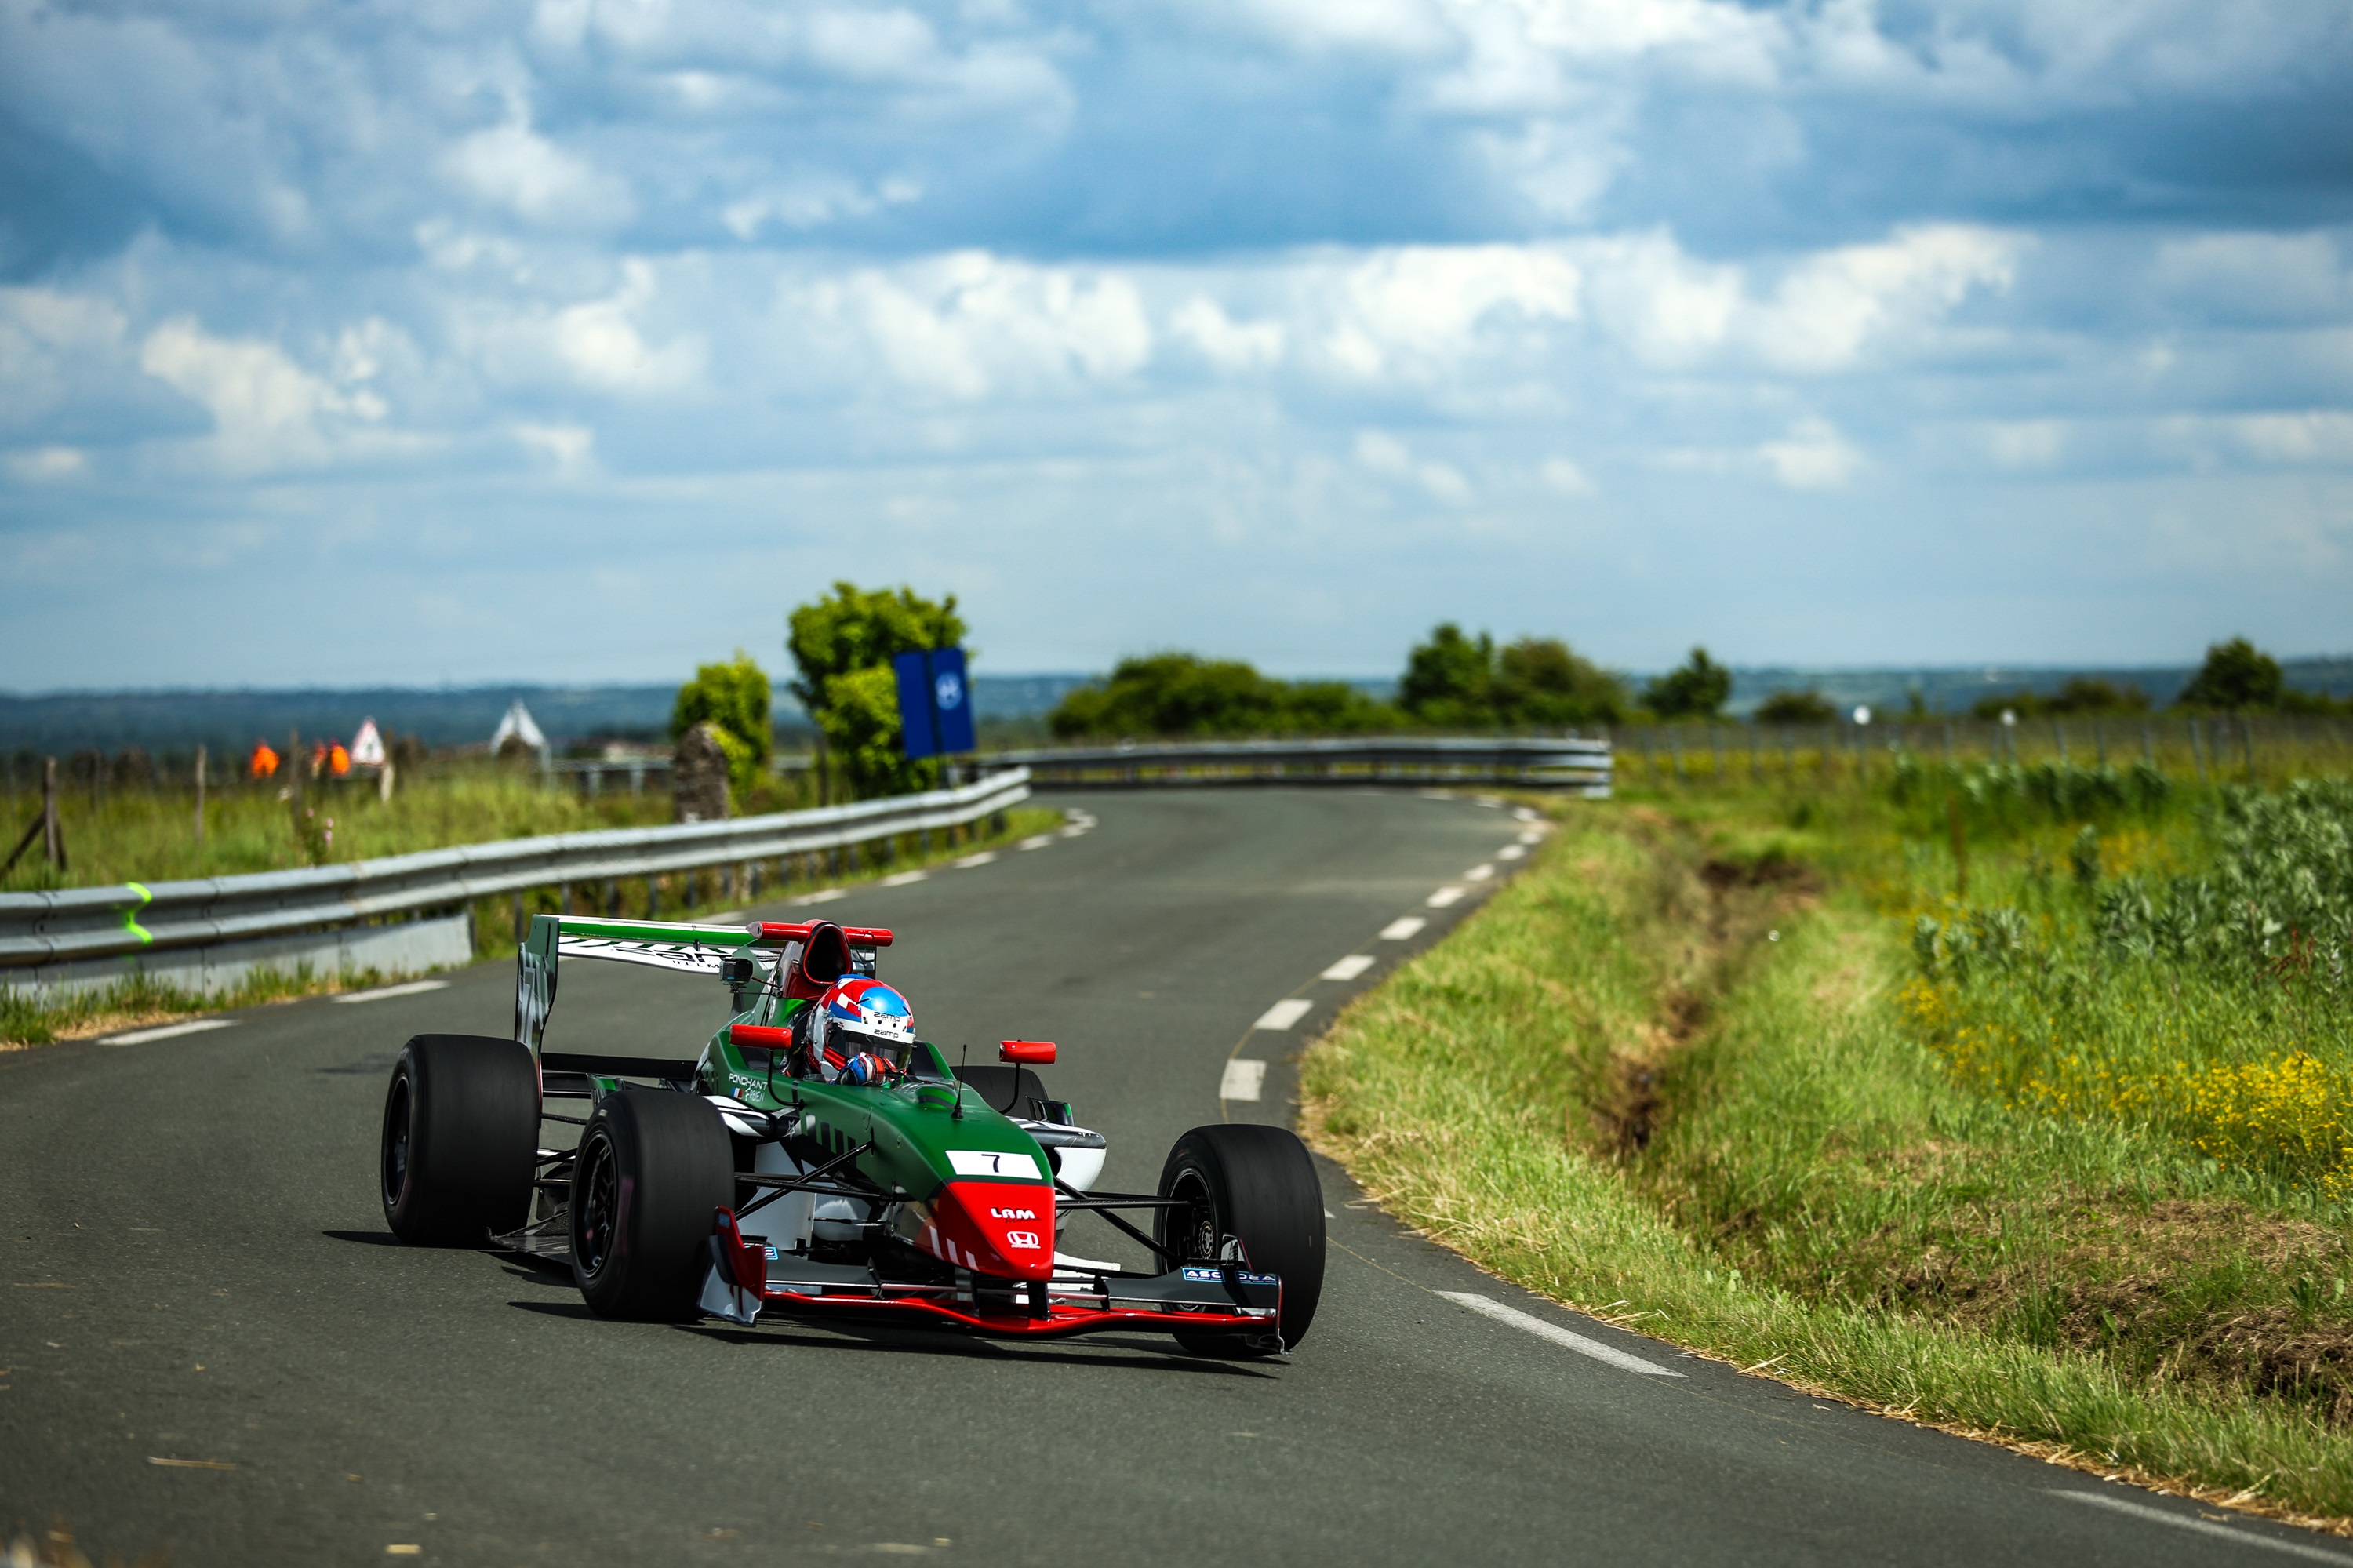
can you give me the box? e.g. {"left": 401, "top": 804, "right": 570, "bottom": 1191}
{"left": 2190, "top": 719, "right": 2206, "bottom": 784}
{"left": 194, "top": 743, "right": 207, "bottom": 849}
{"left": 2093, "top": 719, "right": 2105, "bottom": 768}
{"left": 2142, "top": 721, "right": 2155, "bottom": 767}
{"left": 2242, "top": 715, "right": 2257, "bottom": 778}
{"left": 42, "top": 755, "right": 65, "bottom": 870}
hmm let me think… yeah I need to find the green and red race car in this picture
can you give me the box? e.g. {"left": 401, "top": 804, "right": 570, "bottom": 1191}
{"left": 377, "top": 915, "right": 1324, "bottom": 1355}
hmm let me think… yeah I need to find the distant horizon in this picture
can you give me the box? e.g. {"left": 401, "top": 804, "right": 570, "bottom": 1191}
{"left": 6, "top": 653, "right": 2351, "bottom": 703}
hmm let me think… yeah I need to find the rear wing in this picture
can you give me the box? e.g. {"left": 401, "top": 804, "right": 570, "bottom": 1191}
{"left": 512, "top": 915, "right": 893, "bottom": 1064}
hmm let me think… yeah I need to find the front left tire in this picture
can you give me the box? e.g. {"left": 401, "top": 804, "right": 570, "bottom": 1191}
{"left": 380, "top": 1034, "right": 538, "bottom": 1246}
{"left": 569, "top": 1090, "right": 734, "bottom": 1320}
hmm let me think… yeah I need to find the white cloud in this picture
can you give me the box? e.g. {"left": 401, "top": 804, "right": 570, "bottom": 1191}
{"left": 444, "top": 115, "right": 635, "bottom": 231}
{"left": 1170, "top": 298, "right": 1286, "bottom": 370}
{"left": 8, "top": 446, "right": 87, "bottom": 481}
{"left": 1758, "top": 418, "right": 1863, "bottom": 489}
{"left": 801, "top": 253, "right": 1154, "bottom": 399}
{"left": 1540, "top": 457, "right": 1594, "bottom": 495}
{"left": 137, "top": 318, "right": 387, "bottom": 471}
{"left": 1744, "top": 225, "right": 2024, "bottom": 372}
{"left": 1322, "top": 244, "right": 1583, "bottom": 380}
{"left": 1355, "top": 429, "right": 1475, "bottom": 504}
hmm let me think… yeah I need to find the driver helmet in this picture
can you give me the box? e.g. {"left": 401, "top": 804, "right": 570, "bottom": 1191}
{"left": 807, "top": 977, "right": 916, "bottom": 1082}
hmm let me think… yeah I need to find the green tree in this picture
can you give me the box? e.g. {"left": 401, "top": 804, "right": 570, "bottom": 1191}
{"left": 1398, "top": 624, "right": 1495, "bottom": 726}
{"left": 1645, "top": 646, "right": 1732, "bottom": 721}
{"left": 1491, "top": 637, "right": 1628, "bottom": 726}
{"left": 2177, "top": 638, "right": 2284, "bottom": 712}
{"left": 785, "top": 583, "right": 969, "bottom": 798}
{"left": 1755, "top": 689, "right": 1837, "bottom": 725}
{"left": 671, "top": 650, "right": 773, "bottom": 800}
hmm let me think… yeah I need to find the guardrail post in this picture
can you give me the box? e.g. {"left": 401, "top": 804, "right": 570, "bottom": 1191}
{"left": 511, "top": 893, "right": 525, "bottom": 945}
{"left": 646, "top": 875, "right": 660, "bottom": 919}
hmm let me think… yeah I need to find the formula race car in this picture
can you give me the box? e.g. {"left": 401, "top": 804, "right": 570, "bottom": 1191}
{"left": 377, "top": 915, "right": 1323, "bottom": 1355}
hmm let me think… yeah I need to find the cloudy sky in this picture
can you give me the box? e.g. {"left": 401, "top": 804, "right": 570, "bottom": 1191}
{"left": 4, "top": 0, "right": 2349, "bottom": 688}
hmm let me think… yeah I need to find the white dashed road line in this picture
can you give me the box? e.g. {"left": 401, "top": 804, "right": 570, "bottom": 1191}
{"left": 1220, "top": 1060, "right": 1268, "bottom": 1101}
{"left": 1380, "top": 916, "right": 1427, "bottom": 941}
{"left": 1497, "top": 844, "right": 1526, "bottom": 860}
{"left": 1464, "top": 864, "right": 1494, "bottom": 882}
{"left": 952, "top": 852, "right": 997, "bottom": 868}
{"left": 333, "top": 980, "right": 450, "bottom": 1005}
{"left": 2050, "top": 1493, "right": 2351, "bottom": 1562}
{"left": 1253, "top": 999, "right": 1315, "bottom": 1031}
{"left": 1321, "top": 955, "right": 1377, "bottom": 982}
{"left": 880, "top": 870, "right": 929, "bottom": 886}
{"left": 1017, "top": 835, "right": 1055, "bottom": 850}
{"left": 795, "top": 888, "right": 847, "bottom": 905}
{"left": 1427, "top": 886, "right": 1465, "bottom": 908}
{"left": 102, "top": 1020, "right": 236, "bottom": 1046}
{"left": 1438, "top": 1293, "right": 1686, "bottom": 1378}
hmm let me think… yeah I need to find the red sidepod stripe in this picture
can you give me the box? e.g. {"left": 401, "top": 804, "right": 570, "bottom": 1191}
{"left": 924, "top": 1180, "right": 1056, "bottom": 1282}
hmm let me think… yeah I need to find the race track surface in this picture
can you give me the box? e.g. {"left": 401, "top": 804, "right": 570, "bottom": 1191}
{"left": 3, "top": 789, "right": 2343, "bottom": 1566}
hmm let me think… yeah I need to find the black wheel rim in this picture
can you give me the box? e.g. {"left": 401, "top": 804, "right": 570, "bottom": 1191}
{"left": 380, "top": 1077, "right": 411, "bottom": 1210}
{"left": 1167, "top": 1168, "right": 1218, "bottom": 1262}
{"left": 575, "top": 1131, "right": 619, "bottom": 1279}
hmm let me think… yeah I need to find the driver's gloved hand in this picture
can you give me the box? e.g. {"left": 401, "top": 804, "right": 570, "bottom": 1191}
{"left": 841, "top": 1052, "right": 892, "bottom": 1086}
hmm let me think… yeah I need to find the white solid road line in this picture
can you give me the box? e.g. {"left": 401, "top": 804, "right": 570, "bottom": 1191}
{"left": 1438, "top": 1293, "right": 1686, "bottom": 1378}
{"left": 102, "top": 1019, "right": 236, "bottom": 1046}
{"left": 1017, "top": 835, "right": 1056, "bottom": 850}
{"left": 880, "top": 870, "right": 929, "bottom": 886}
{"left": 2052, "top": 1492, "right": 2351, "bottom": 1562}
{"left": 953, "top": 851, "right": 997, "bottom": 868}
{"left": 1253, "top": 998, "right": 1315, "bottom": 1031}
{"left": 1322, "top": 955, "right": 1377, "bottom": 982}
{"left": 1464, "top": 864, "right": 1495, "bottom": 882}
{"left": 333, "top": 980, "right": 450, "bottom": 1005}
{"left": 1427, "top": 886, "right": 1465, "bottom": 908}
{"left": 1380, "top": 916, "right": 1427, "bottom": 940}
{"left": 1220, "top": 1060, "right": 1268, "bottom": 1101}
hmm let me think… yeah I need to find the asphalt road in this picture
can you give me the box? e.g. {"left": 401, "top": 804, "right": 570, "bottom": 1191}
{"left": 4, "top": 788, "right": 2345, "bottom": 1566}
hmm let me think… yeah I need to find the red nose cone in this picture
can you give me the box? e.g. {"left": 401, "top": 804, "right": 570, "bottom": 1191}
{"left": 926, "top": 1181, "right": 1055, "bottom": 1281}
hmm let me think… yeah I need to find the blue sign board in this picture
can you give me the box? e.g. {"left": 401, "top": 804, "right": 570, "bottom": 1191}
{"left": 893, "top": 646, "right": 974, "bottom": 760}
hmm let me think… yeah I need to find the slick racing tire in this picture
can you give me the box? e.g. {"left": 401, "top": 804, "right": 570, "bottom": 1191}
{"left": 569, "top": 1089, "right": 733, "bottom": 1320}
{"left": 380, "top": 1034, "right": 538, "bottom": 1246}
{"left": 1156, "top": 1123, "right": 1326, "bottom": 1356}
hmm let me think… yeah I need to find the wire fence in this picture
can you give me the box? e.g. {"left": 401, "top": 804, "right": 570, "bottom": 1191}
{"left": 1614, "top": 714, "right": 2353, "bottom": 788}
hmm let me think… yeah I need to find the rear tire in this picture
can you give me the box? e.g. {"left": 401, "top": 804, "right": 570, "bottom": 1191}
{"left": 380, "top": 1034, "right": 538, "bottom": 1246}
{"left": 1156, "top": 1123, "right": 1326, "bottom": 1355}
{"left": 569, "top": 1090, "right": 733, "bottom": 1320}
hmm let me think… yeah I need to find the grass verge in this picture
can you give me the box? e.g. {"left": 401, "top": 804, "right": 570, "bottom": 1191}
{"left": 1301, "top": 788, "right": 2353, "bottom": 1528}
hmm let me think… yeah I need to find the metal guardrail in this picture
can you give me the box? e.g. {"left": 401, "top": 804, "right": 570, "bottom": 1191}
{"left": 985, "top": 737, "right": 1611, "bottom": 794}
{"left": 0, "top": 769, "right": 1030, "bottom": 974}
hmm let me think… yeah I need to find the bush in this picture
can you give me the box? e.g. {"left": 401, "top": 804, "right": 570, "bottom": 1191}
{"left": 1644, "top": 646, "right": 1730, "bottom": 721}
{"left": 1755, "top": 689, "right": 1836, "bottom": 725}
{"left": 1397, "top": 624, "right": 1626, "bottom": 728}
{"left": 671, "top": 650, "right": 772, "bottom": 800}
{"left": 1049, "top": 653, "right": 1393, "bottom": 739}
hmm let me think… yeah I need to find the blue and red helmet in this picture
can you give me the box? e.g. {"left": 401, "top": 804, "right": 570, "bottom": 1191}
{"left": 810, "top": 977, "right": 915, "bottom": 1079}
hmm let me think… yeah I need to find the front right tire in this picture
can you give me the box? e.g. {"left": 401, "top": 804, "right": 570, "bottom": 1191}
{"left": 569, "top": 1090, "right": 734, "bottom": 1320}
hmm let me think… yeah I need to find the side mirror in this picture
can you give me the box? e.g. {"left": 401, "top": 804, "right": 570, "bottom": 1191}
{"left": 999, "top": 1039, "right": 1056, "bottom": 1066}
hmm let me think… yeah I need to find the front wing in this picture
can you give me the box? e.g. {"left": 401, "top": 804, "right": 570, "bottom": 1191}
{"left": 699, "top": 1210, "right": 1281, "bottom": 1341}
